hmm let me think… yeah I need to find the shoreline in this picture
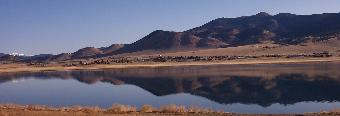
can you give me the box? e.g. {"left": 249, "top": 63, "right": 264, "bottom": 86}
{"left": 0, "top": 104, "right": 336, "bottom": 116}
{"left": 0, "top": 104, "right": 230, "bottom": 116}
{"left": 0, "top": 57, "right": 340, "bottom": 74}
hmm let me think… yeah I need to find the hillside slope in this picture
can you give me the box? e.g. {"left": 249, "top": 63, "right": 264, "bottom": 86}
{"left": 110, "top": 12, "right": 340, "bottom": 55}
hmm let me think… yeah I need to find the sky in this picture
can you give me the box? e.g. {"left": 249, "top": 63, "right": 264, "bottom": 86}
{"left": 1, "top": 0, "right": 340, "bottom": 55}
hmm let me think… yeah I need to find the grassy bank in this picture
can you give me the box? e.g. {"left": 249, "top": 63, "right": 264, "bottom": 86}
{"left": 0, "top": 104, "right": 229, "bottom": 116}
{"left": 1, "top": 104, "right": 339, "bottom": 116}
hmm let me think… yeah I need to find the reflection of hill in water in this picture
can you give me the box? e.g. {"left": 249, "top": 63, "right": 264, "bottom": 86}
{"left": 1, "top": 62, "right": 340, "bottom": 107}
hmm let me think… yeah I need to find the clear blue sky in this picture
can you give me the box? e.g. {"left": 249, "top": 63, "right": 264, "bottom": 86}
{"left": 1, "top": 0, "right": 340, "bottom": 55}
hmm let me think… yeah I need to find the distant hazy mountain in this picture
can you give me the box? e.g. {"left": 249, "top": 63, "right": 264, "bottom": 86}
{"left": 0, "top": 55, "right": 16, "bottom": 61}
{"left": 30, "top": 54, "right": 54, "bottom": 59}
{"left": 0, "top": 53, "right": 6, "bottom": 57}
{"left": 0, "top": 53, "right": 54, "bottom": 62}
{"left": 23, "top": 54, "right": 54, "bottom": 62}
{"left": 112, "top": 12, "right": 340, "bottom": 54}
{"left": 26, "top": 44, "right": 125, "bottom": 62}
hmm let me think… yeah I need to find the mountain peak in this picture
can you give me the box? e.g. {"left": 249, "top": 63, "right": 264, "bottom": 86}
{"left": 149, "top": 30, "right": 179, "bottom": 35}
{"left": 255, "top": 12, "right": 272, "bottom": 17}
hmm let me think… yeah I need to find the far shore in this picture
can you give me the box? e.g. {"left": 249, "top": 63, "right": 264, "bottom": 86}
{"left": 0, "top": 57, "right": 340, "bottom": 74}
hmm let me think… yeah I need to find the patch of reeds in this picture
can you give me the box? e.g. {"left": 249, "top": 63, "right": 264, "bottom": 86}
{"left": 140, "top": 104, "right": 155, "bottom": 113}
{"left": 106, "top": 104, "right": 137, "bottom": 113}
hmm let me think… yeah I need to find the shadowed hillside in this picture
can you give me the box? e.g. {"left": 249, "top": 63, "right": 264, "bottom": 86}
{"left": 112, "top": 12, "right": 340, "bottom": 54}
{"left": 22, "top": 44, "right": 125, "bottom": 62}
{"left": 100, "top": 44, "right": 125, "bottom": 54}
{"left": 0, "top": 53, "right": 6, "bottom": 57}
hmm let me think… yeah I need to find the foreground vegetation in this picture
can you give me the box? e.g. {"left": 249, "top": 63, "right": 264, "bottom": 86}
{"left": 1, "top": 104, "right": 340, "bottom": 116}
{"left": 0, "top": 104, "right": 230, "bottom": 116}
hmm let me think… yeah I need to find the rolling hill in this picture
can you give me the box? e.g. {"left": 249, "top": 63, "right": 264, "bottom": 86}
{"left": 111, "top": 12, "right": 340, "bottom": 55}
{"left": 27, "top": 44, "right": 126, "bottom": 62}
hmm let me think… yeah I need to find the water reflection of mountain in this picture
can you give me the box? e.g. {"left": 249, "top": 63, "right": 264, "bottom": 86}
{"left": 1, "top": 62, "right": 340, "bottom": 107}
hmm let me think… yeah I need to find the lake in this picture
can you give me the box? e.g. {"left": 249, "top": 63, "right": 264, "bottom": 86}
{"left": 0, "top": 62, "right": 340, "bottom": 114}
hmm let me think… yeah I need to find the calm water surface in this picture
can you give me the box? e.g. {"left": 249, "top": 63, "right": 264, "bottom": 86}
{"left": 1, "top": 62, "right": 340, "bottom": 114}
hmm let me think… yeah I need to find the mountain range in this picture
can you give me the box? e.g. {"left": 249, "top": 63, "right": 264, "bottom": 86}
{"left": 112, "top": 12, "right": 340, "bottom": 54}
{"left": 49, "top": 44, "right": 126, "bottom": 61}
{"left": 2, "top": 12, "right": 340, "bottom": 62}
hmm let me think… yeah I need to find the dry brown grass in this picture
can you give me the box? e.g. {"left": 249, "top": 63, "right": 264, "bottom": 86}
{"left": 187, "top": 106, "right": 215, "bottom": 113}
{"left": 2, "top": 104, "right": 338, "bottom": 116}
{"left": 140, "top": 104, "right": 155, "bottom": 113}
{"left": 159, "top": 104, "right": 191, "bottom": 113}
{"left": 107, "top": 104, "right": 137, "bottom": 113}
{"left": 0, "top": 104, "right": 231, "bottom": 116}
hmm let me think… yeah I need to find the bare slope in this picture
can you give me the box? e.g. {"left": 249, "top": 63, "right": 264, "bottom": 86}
{"left": 110, "top": 12, "right": 340, "bottom": 55}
